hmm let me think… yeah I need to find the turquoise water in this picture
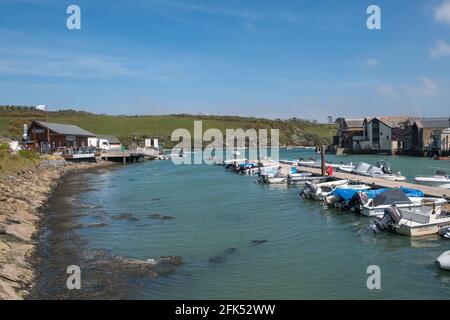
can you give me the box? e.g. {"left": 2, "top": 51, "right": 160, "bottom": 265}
{"left": 57, "top": 151, "right": 450, "bottom": 299}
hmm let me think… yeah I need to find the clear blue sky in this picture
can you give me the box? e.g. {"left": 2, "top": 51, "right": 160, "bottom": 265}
{"left": 1, "top": 0, "right": 450, "bottom": 121}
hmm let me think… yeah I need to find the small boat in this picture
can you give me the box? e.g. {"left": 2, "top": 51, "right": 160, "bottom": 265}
{"left": 258, "top": 175, "right": 287, "bottom": 184}
{"left": 287, "top": 173, "right": 328, "bottom": 186}
{"left": 256, "top": 166, "right": 287, "bottom": 184}
{"left": 341, "top": 162, "right": 406, "bottom": 181}
{"left": 371, "top": 204, "right": 450, "bottom": 237}
{"left": 322, "top": 184, "right": 374, "bottom": 206}
{"left": 414, "top": 170, "right": 450, "bottom": 189}
{"left": 300, "top": 179, "right": 350, "bottom": 200}
{"left": 223, "top": 158, "right": 248, "bottom": 166}
{"left": 358, "top": 189, "right": 447, "bottom": 217}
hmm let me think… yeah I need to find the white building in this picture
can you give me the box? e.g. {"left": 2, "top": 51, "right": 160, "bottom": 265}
{"left": 88, "top": 135, "right": 122, "bottom": 151}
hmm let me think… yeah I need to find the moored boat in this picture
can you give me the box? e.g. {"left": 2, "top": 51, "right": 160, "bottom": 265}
{"left": 414, "top": 170, "right": 450, "bottom": 189}
{"left": 300, "top": 179, "right": 350, "bottom": 200}
{"left": 371, "top": 204, "right": 450, "bottom": 237}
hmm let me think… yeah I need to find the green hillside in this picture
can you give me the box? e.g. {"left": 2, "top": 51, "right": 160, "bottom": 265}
{"left": 0, "top": 106, "right": 336, "bottom": 148}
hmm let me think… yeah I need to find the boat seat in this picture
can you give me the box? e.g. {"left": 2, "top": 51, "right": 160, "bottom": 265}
{"left": 400, "top": 208, "right": 431, "bottom": 224}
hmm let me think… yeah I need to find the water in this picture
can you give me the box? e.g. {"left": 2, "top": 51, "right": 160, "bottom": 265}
{"left": 35, "top": 150, "right": 450, "bottom": 299}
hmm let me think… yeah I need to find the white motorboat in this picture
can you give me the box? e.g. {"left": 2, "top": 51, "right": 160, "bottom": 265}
{"left": 287, "top": 174, "right": 328, "bottom": 186}
{"left": 257, "top": 165, "right": 287, "bottom": 184}
{"left": 298, "top": 160, "right": 318, "bottom": 167}
{"left": 257, "top": 175, "right": 287, "bottom": 184}
{"left": 300, "top": 179, "right": 350, "bottom": 200}
{"left": 371, "top": 205, "right": 450, "bottom": 237}
{"left": 414, "top": 170, "right": 450, "bottom": 189}
{"left": 361, "top": 193, "right": 448, "bottom": 217}
{"left": 223, "top": 158, "right": 248, "bottom": 166}
{"left": 343, "top": 162, "right": 406, "bottom": 181}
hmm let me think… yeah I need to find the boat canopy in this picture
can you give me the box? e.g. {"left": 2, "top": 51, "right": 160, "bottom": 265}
{"left": 330, "top": 187, "right": 424, "bottom": 201}
{"left": 372, "top": 189, "right": 412, "bottom": 207}
{"left": 331, "top": 188, "right": 388, "bottom": 201}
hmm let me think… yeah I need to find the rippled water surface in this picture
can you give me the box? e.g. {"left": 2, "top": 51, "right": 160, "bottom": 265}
{"left": 37, "top": 150, "right": 450, "bottom": 299}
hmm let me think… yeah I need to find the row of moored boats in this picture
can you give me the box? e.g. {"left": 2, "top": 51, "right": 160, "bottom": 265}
{"left": 218, "top": 157, "right": 450, "bottom": 238}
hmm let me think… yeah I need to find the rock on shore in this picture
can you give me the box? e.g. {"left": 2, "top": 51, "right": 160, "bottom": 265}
{"left": 0, "top": 158, "right": 106, "bottom": 300}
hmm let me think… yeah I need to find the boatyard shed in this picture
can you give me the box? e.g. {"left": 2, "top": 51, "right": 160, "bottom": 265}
{"left": 28, "top": 121, "right": 96, "bottom": 151}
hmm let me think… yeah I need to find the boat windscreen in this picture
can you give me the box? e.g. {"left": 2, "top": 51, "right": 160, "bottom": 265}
{"left": 372, "top": 189, "right": 412, "bottom": 207}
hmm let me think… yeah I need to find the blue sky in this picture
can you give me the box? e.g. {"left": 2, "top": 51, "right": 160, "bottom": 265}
{"left": 0, "top": 0, "right": 450, "bottom": 121}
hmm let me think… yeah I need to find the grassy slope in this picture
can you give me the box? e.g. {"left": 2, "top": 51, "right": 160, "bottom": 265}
{"left": 0, "top": 111, "right": 337, "bottom": 147}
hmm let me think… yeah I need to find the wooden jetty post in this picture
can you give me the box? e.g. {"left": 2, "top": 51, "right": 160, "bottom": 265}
{"left": 320, "top": 145, "right": 326, "bottom": 176}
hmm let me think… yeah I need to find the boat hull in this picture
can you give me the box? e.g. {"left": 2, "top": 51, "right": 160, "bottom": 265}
{"left": 395, "top": 221, "right": 450, "bottom": 237}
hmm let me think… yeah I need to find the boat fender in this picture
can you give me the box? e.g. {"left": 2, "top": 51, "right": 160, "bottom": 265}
{"left": 435, "top": 251, "right": 450, "bottom": 271}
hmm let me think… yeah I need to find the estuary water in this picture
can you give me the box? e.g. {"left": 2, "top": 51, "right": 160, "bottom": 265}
{"left": 34, "top": 150, "right": 450, "bottom": 299}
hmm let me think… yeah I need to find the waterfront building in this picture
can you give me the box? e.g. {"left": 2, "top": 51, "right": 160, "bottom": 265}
{"left": 334, "top": 118, "right": 365, "bottom": 153}
{"left": 334, "top": 116, "right": 450, "bottom": 156}
{"left": 28, "top": 121, "right": 96, "bottom": 152}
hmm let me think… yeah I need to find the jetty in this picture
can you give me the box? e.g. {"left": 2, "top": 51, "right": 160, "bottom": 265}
{"left": 63, "top": 150, "right": 154, "bottom": 164}
{"left": 286, "top": 164, "right": 450, "bottom": 199}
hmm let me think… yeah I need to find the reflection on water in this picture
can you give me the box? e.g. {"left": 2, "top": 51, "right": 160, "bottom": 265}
{"left": 33, "top": 150, "right": 450, "bottom": 299}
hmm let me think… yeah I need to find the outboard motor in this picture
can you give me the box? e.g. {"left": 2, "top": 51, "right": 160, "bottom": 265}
{"left": 370, "top": 206, "right": 402, "bottom": 234}
{"left": 341, "top": 192, "right": 369, "bottom": 212}
{"left": 439, "top": 227, "right": 450, "bottom": 239}
{"left": 300, "top": 182, "right": 317, "bottom": 199}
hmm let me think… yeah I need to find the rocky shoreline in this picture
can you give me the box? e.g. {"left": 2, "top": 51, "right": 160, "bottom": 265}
{"left": 0, "top": 158, "right": 111, "bottom": 299}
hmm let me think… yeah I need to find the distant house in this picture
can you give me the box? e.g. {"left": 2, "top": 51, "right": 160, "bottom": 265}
{"left": 356, "top": 116, "right": 409, "bottom": 154}
{"left": 89, "top": 135, "right": 122, "bottom": 151}
{"left": 334, "top": 118, "right": 365, "bottom": 151}
{"left": 28, "top": 121, "right": 96, "bottom": 151}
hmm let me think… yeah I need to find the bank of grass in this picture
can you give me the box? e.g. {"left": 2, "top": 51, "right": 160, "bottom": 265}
{"left": 0, "top": 144, "right": 40, "bottom": 176}
{"left": 0, "top": 108, "right": 337, "bottom": 147}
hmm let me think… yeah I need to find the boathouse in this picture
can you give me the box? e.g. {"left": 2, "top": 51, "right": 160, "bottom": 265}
{"left": 334, "top": 118, "right": 365, "bottom": 152}
{"left": 28, "top": 121, "right": 96, "bottom": 152}
{"left": 404, "top": 117, "right": 450, "bottom": 156}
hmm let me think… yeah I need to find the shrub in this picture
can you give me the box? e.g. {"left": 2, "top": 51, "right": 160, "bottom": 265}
{"left": 18, "top": 149, "right": 39, "bottom": 160}
{"left": 0, "top": 143, "right": 9, "bottom": 158}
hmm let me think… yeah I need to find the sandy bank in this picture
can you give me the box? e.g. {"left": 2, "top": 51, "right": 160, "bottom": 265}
{"left": 0, "top": 158, "right": 111, "bottom": 299}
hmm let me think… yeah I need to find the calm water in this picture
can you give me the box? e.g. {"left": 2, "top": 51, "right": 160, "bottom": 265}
{"left": 37, "top": 150, "right": 450, "bottom": 299}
